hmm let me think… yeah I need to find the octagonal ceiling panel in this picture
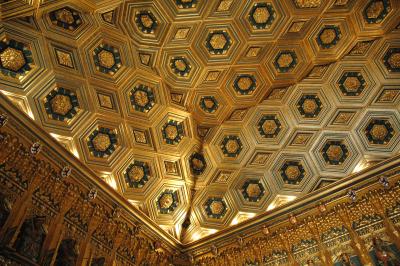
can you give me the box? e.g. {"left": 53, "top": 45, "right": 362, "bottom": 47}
{"left": 1, "top": 0, "right": 400, "bottom": 244}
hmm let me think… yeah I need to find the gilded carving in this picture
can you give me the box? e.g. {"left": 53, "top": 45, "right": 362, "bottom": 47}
{"left": 159, "top": 194, "right": 173, "bottom": 209}
{"left": 291, "top": 133, "right": 312, "bottom": 146}
{"left": 326, "top": 145, "right": 343, "bottom": 162}
{"left": 209, "top": 33, "right": 227, "bottom": 50}
{"left": 55, "top": 50, "right": 74, "bottom": 68}
{"left": 217, "top": 0, "right": 233, "bottom": 11}
{"left": 0, "top": 48, "right": 26, "bottom": 72}
{"left": 289, "top": 21, "right": 306, "bottom": 33}
{"left": 165, "top": 125, "right": 178, "bottom": 140}
{"left": 252, "top": 7, "right": 270, "bottom": 24}
{"left": 365, "top": 1, "right": 384, "bottom": 19}
{"left": 277, "top": 53, "right": 293, "bottom": 68}
{"left": 174, "top": 28, "right": 190, "bottom": 39}
{"left": 55, "top": 9, "right": 75, "bottom": 24}
{"left": 319, "top": 28, "right": 336, "bottom": 45}
{"left": 92, "top": 133, "right": 111, "bottom": 152}
{"left": 133, "top": 131, "right": 147, "bottom": 144}
{"left": 294, "top": 0, "right": 321, "bottom": 8}
{"left": 133, "top": 90, "right": 149, "bottom": 107}
{"left": 302, "top": 99, "right": 318, "bottom": 114}
{"left": 128, "top": 166, "right": 144, "bottom": 182}
{"left": 98, "top": 50, "right": 115, "bottom": 69}
{"left": 237, "top": 76, "right": 253, "bottom": 91}
{"left": 246, "top": 183, "right": 261, "bottom": 198}
{"left": 225, "top": 139, "right": 239, "bottom": 154}
{"left": 210, "top": 201, "right": 224, "bottom": 215}
{"left": 343, "top": 76, "right": 361, "bottom": 92}
{"left": 262, "top": 120, "right": 278, "bottom": 135}
{"left": 285, "top": 165, "right": 300, "bottom": 180}
{"left": 140, "top": 14, "right": 154, "bottom": 29}
{"left": 50, "top": 95, "right": 72, "bottom": 116}
{"left": 370, "top": 124, "right": 388, "bottom": 141}
{"left": 387, "top": 52, "right": 400, "bottom": 69}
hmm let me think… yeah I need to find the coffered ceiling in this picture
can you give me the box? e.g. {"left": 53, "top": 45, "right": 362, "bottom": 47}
{"left": 0, "top": 0, "right": 399, "bottom": 244}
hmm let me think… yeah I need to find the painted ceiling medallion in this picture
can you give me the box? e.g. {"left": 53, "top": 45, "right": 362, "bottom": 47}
{"left": 93, "top": 44, "right": 121, "bottom": 75}
{"left": 88, "top": 127, "right": 117, "bottom": 158}
{"left": 0, "top": 39, "right": 33, "bottom": 78}
{"left": 49, "top": 7, "right": 82, "bottom": 31}
{"left": 317, "top": 25, "right": 341, "bottom": 49}
{"left": 365, "top": 119, "right": 394, "bottom": 144}
{"left": 221, "top": 135, "right": 243, "bottom": 158}
{"left": 364, "top": 0, "right": 390, "bottom": 24}
{"left": 189, "top": 152, "right": 206, "bottom": 175}
{"left": 248, "top": 3, "right": 275, "bottom": 30}
{"left": 44, "top": 88, "right": 79, "bottom": 121}
{"left": 205, "top": 30, "right": 232, "bottom": 55}
{"left": 205, "top": 197, "right": 227, "bottom": 219}
{"left": 162, "top": 120, "right": 184, "bottom": 145}
{"left": 242, "top": 180, "right": 265, "bottom": 202}
{"left": 297, "top": 95, "right": 322, "bottom": 118}
{"left": 338, "top": 72, "right": 366, "bottom": 96}
{"left": 176, "top": 0, "right": 197, "bottom": 9}
{"left": 274, "top": 50, "right": 298, "bottom": 73}
{"left": 135, "top": 10, "right": 157, "bottom": 34}
{"left": 294, "top": 0, "right": 321, "bottom": 8}
{"left": 124, "top": 161, "right": 150, "bottom": 188}
{"left": 383, "top": 48, "right": 400, "bottom": 72}
{"left": 200, "top": 96, "right": 219, "bottom": 113}
{"left": 258, "top": 115, "right": 281, "bottom": 138}
{"left": 280, "top": 161, "right": 305, "bottom": 185}
{"left": 322, "top": 141, "right": 349, "bottom": 165}
{"left": 130, "top": 84, "right": 155, "bottom": 113}
{"left": 157, "top": 190, "right": 178, "bottom": 214}
{"left": 170, "top": 57, "right": 191, "bottom": 77}
{"left": 233, "top": 74, "right": 256, "bottom": 95}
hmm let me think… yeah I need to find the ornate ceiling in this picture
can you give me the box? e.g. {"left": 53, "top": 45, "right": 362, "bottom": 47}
{"left": 0, "top": 0, "right": 399, "bottom": 244}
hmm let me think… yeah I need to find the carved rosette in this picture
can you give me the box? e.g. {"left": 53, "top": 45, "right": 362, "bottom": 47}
{"left": 338, "top": 72, "right": 366, "bottom": 96}
{"left": 200, "top": 96, "right": 219, "bottom": 113}
{"left": 87, "top": 127, "right": 117, "bottom": 158}
{"left": 363, "top": 0, "right": 391, "bottom": 24}
{"left": 157, "top": 190, "right": 178, "bottom": 214}
{"left": 189, "top": 152, "right": 207, "bottom": 175}
{"left": 162, "top": 120, "right": 184, "bottom": 145}
{"left": 322, "top": 141, "right": 349, "bottom": 165}
{"left": 170, "top": 56, "right": 191, "bottom": 77}
{"left": 383, "top": 48, "right": 400, "bottom": 73}
{"left": 93, "top": 43, "right": 122, "bottom": 75}
{"left": 297, "top": 95, "right": 322, "bottom": 118}
{"left": 365, "top": 119, "right": 394, "bottom": 145}
{"left": 242, "top": 180, "right": 265, "bottom": 202}
{"left": 280, "top": 161, "right": 305, "bottom": 185}
{"left": 49, "top": 6, "right": 82, "bottom": 31}
{"left": 274, "top": 50, "right": 298, "bottom": 73}
{"left": 205, "top": 197, "right": 227, "bottom": 219}
{"left": 124, "top": 161, "right": 150, "bottom": 188}
{"left": 257, "top": 115, "right": 281, "bottom": 138}
{"left": 205, "top": 30, "right": 232, "bottom": 55}
{"left": 221, "top": 135, "right": 243, "bottom": 158}
{"left": 0, "top": 39, "right": 33, "bottom": 78}
{"left": 233, "top": 74, "right": 257, "bottom": 95}
{"left": 130, "top": 84, "right": 155, "bottom": 113}
{"left": 248, "top": 3, "right": 276, "bottom": 30}
{"left": 317, "top": 25, "right": 341, "bottom": 49}
{"left": 135, "top": 10, "right": 158, "bottom": 34}
{"left": 44, "top": 88, "right": 79, "bottom": 121}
